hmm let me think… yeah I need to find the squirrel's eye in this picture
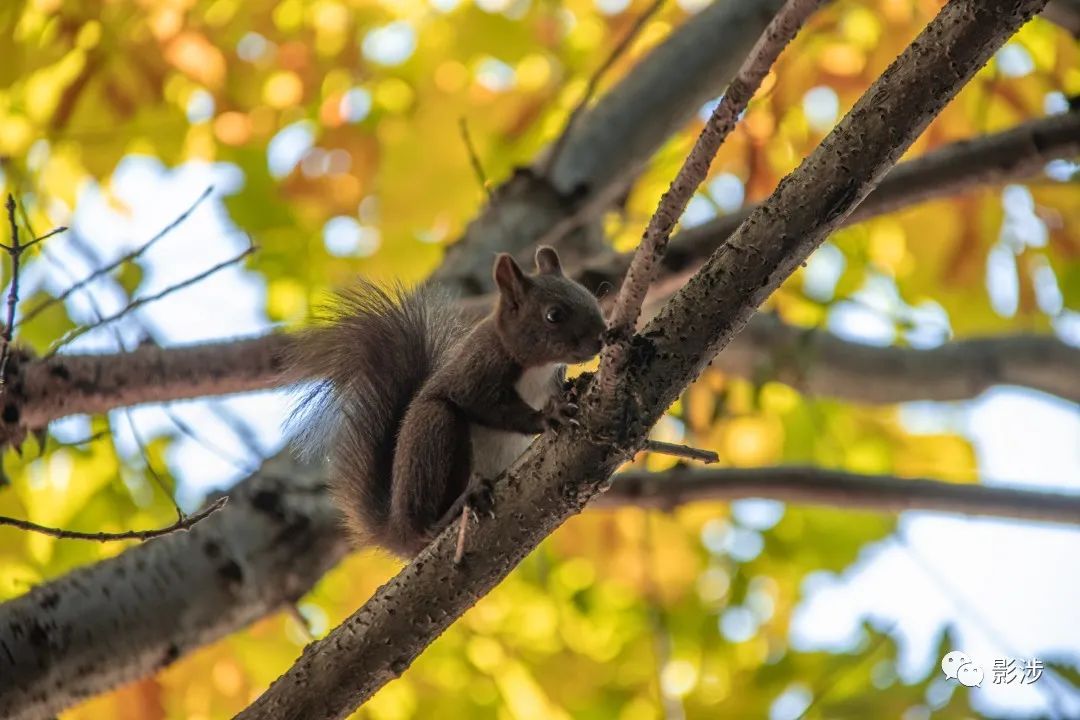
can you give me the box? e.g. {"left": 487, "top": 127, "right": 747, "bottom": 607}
{"left": 544, "top": 306, "right": 565, "bottom": 324}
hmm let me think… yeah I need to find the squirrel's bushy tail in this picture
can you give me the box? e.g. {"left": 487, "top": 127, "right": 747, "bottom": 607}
{"left": 287, "top": 280, "right": 466, "bottom": 544}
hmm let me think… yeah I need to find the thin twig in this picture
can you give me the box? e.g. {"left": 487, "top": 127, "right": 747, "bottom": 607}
{"left": 45, "top": 241, "right": 255, "bottom": 356}
{"left": 0, "top": 196, "right": 68, "bottom": 386}
{"left": 0, "top": 496, "right": 227, "bottom": 541}
{"left": 459, "top": 118, "right": 493, "bottom": 203}
{"left": 597, "top": 0, "right": 823, "bottom": 392}
{"left": 18, "top": 185, "right": 214, "bottom": 327}
{"left": 453, "top": 505, "right": 470, "bottom": 565}
{"left": 1, "top": 195, "right": 22, "bottom": 386}
{"left": 125, "top": 409, "right": 185, "bottom": 520}
{"left": 162, "top": 405, "right": 260, "bottom": 475}
{"left": 543, "top": 0, "right": 667, "bottom": 176}
{"left": 641, "top": 439, "right": 718, "bottom": 463}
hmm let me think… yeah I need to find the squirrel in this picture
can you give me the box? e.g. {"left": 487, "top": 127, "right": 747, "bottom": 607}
{"left": 288, "top": 246, "right": 606, "bottom": 558}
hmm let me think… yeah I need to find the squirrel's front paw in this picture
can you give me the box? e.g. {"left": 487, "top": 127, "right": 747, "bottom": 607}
{"left": 543, "top": 398, "right": 580, "bottom": 431}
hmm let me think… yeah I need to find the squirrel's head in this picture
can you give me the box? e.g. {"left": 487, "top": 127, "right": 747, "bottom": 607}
{"left": 492, "top": 246, "right": 605, "bottom": 366}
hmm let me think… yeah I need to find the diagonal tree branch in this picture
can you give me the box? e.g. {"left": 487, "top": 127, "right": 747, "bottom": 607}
{"left": 602, "top": 0, "right": 824, "bottom": 390}
{"left": 234, "top": 1, "right": 1050, "bottom": 718}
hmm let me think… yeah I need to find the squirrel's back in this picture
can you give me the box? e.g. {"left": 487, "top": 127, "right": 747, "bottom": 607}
{"left": 287, "top": 280, "right": 467, "bottom": 543}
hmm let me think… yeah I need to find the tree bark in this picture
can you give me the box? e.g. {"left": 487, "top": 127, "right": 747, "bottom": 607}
{"left": 235, "top": 2, "right": 1050, "bottom": 718}
{"left": 0, "top": 454, "right": 347, "bottom": 720}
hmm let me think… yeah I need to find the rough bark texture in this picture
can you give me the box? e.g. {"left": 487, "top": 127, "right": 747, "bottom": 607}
{"left": 4, "top": 110, "right": 1074, "bottom": 442}
{"left": 0, "top": 454, "right": 347, "bottom": 720}
{"left": 602, "top": 467, "right": 1080, "bottom": 524}
{"left": 236, "top": 2, "right": 1049, "bottom": 718}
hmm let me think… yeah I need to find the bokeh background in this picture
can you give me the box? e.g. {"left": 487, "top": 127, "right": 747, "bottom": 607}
{"left": 1, "top": 0, "right": 1078, "bottom": 717}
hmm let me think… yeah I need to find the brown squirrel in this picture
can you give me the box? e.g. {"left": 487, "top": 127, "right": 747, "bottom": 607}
{"left": 289, "top": 246, "right": 605, "bottom": 558}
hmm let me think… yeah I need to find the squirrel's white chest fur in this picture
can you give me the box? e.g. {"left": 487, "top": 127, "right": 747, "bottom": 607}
{"left": 470, "top": 363, "right": 559, "bottom": 479}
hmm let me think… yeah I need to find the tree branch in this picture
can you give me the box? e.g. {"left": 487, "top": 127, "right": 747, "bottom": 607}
{"left": 602, "top": 0, "right": 824, "bottom": 389}
{"left": 235, "top": 1, "right": 1049, "bottom": 717}
{"left": 541, "top": 0, "right": 667, "bottom": 175}
{"left": 0, "top": 454, "right": 347, "bottom": 720}
{"left": 601, "top": 467, "right": 1080, "bottom": 525}
{"left": 706, "top": 313, "right": 1080, "bottom": 403}
{"left": 0, "top": 496, "right": 226, "bottom": 541}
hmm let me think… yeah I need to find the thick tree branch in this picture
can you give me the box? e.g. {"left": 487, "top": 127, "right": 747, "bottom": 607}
{"left": 602, "top": 467, "right": 1080, "bottom": 525}
{"left": 0, "top": 454, "right": 347, "bottom": 720}
{"left": 235, "top": 2, "right": 1049, "bottom": 718}
{"left": 714, "top": 313, "right": 1080, "bottom": 403}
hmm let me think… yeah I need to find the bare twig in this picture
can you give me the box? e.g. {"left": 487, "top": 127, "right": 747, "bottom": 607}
{"left": 543, "top": 0, "right": 668, "bottom": 175}
{"left": 0, "top": 496, "right": 227, "bottom": 541}
{"left": 1, "top": 196, "right": 23, "bottom": 386}
{"left": 641, "top": 439, "right": 718, "bottom": 463}
{"left": 459, "top": 118, "right": 493, "bottom": 203}
{"left": 453, "top": 506, "right": 469, "bottom": 565}
{"left": 45, "top": 241, "right": 255, "bottom": 356}
{"left": 598, "top": 0, "right": 823, "bottom": 391}
{"left": 162, "top": 405, "right": 260, "bottom": 476}
{"left": 1, "top": 196, "right": 67, "bottom": 385}
{"left": 18, "top": 185, "right": 214, "bottom": 328}
{"left": 124, "top": 409, "right": 185, "bottom": 521}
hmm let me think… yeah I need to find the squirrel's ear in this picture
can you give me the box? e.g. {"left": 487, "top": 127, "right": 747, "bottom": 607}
{"left": 493, "top": 253, "right": 527, "bottom": 307}
{"left": 534, "top": 246, "right": 563, "bottom": 275}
